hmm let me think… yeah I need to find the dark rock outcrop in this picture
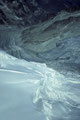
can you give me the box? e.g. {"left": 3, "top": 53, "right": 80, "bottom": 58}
{"left": 0, "top": 0, "right": 80, "bottom": 26}
{"left": 0, "top": 0, "right": 53, "bottom": 26}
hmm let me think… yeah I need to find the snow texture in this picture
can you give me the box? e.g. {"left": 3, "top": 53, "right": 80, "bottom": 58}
{"left": 0, "top": 50, "right": 80, "bottom": 120}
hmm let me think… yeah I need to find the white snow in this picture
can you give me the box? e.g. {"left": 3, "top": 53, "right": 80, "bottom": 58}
{"left": 0, "top": 50, "right": 80, "bottom": 120}
{"left": 0, "top": 50, "right": 46, "bottom": 120}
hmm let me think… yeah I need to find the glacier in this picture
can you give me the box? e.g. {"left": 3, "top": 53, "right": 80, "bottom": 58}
{"left": 0, "top": 50, "right": 80, "bottom": 120}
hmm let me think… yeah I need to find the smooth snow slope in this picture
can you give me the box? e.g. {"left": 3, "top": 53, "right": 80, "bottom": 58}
{"left": 0, "top": 50, "right": 46, "bottom": 120}
{"left": 0, "top": 50, "right": 80, "bottom": 120}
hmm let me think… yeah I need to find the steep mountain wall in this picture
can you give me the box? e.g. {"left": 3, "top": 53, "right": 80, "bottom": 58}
{"left": 0, "top": 0, "right": 80, "bottom": 26}
{"left": 0, "top": 10, "right": 80, "bottom": 74}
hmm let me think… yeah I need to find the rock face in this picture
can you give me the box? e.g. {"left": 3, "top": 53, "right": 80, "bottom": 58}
{"left": 47, "top": 37, "right": 80, "bottom": 74}
{"left": 0, "top": 0, "right": 80, "bottom": 26}
{"left": 37, "top": 0, "right": 80, "bottom": 12}
{"left": 0, "top": 10, "right": 80, "bottom": 74}
{"left": 0, "top": 0, "right": 53, "bottom": 26}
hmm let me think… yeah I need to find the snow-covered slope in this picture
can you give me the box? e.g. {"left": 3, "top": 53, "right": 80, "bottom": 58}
{"left": 0, "top": 50, "right": 46, "bottom": 120}
{"left": 0, "top": 50, "right": 80, "bottom": 120}
{"left": 34, "top": 68, "right": 80, "bottom": 120}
